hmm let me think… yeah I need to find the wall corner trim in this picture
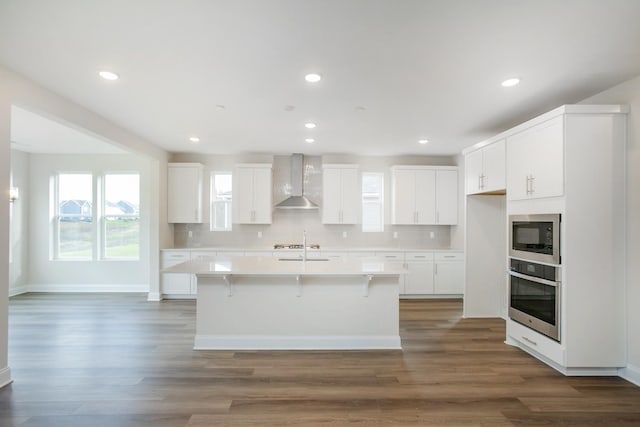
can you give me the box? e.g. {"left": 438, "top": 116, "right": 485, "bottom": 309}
{"left": 0, "top": 366, "right": 12, "bottom": 389}
{"left": 619, "top": 364, "right": 640, "bottom": 387}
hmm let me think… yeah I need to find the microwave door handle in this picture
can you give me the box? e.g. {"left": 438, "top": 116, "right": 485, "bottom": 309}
{"left": 508, "top": 270, "right": 559, "bottom": 288}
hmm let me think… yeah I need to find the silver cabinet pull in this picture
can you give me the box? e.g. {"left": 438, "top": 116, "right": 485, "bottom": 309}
{"left": 522, "top": 336, "right": 538, "bottom": 346}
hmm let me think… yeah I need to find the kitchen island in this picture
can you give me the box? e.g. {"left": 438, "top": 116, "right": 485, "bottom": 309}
{"left": 165, "top": 255, "right": 405, "bottom": 350}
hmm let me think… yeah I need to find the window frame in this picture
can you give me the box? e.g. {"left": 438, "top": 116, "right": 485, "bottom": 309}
{"left": 210, "top": 171, "right": 233, "bottom": 231}
{"left": 362, "top": 172, "right": 385, "bottom": 233}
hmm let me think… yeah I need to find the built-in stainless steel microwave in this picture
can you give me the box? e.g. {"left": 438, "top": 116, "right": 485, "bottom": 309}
{"left": 509, "top": 214, "right": 561, "bottom": 265}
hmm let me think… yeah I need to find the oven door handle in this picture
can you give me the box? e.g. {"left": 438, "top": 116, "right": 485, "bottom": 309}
{"left": 508, "top": 270, "right": 560, "bottom": 287}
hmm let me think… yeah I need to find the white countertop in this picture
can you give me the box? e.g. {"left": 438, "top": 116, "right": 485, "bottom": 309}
{"left": 162, "top": 246, "right": 463, "bottom": 253}
{"left": 164, "top": 255, "right": 407, "bottom": 276}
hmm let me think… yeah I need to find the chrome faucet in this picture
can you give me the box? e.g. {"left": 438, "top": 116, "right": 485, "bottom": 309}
{"left": 302, "top": 230, "right": 307, "bottom": 261}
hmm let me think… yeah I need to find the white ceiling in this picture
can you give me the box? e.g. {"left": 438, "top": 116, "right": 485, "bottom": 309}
{"left": 1, "top": 0, "right": 639, "bottom": 156}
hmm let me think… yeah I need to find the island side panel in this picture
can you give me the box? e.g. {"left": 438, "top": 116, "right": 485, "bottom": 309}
{"left": 194, "top": 274, "right": 401, "bottom": 350}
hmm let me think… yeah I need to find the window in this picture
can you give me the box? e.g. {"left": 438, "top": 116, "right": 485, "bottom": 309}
{"left": 52, "top": 172, "right": 140, "bottom": 260}
{"left": 211, "top": 172, "right": 232, "bottom": 231}
{"left": 56, "top": 173, "right": 93, "bottom": 259}
{"left": 362, "top": 173, "right": 384, "bottom": 232}
{"left": 103, "top": 174, "right": 140, "bottom": 259}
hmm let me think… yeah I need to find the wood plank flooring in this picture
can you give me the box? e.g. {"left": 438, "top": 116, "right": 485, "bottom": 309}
{"left": 1, "top": 293, "right": 639, "bottom": 426}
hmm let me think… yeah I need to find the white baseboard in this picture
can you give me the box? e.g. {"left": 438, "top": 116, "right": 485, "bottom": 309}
{"left": 0, "top": 366, "right": 12, "bottom": 389}
{"left": 619, "top": 364, "right": 640, "bottom": 387}
{"left": 194, "top": 334, "right": 402, "bottom": 350}
{"left": 26, "top": 283, "right": 148, "bottom": 293}
{"left": 9, "top": 284, "right": 29, "bottom": 297}
{"left": 147, "top": 292, "right": 161, "bottom": 301}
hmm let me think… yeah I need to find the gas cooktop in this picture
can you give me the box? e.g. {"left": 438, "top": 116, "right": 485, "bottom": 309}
{"left": 273, "top": 244, "right": 320, "bottom": 250}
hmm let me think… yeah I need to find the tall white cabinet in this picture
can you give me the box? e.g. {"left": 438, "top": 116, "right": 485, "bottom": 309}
{"left": 167, "top": 163, "right": 203, "bottom": 223}
{"left": 322, "top": 164, "right": 359, "bottom": 224}
{"left": 233, "top": 164, "right": 272, "bottom": 224}
{"left": 391, "top": 166, "right": 458, "bottom": 225}
{"left": 463, "top": 104, "right": 629, "bottom": 376}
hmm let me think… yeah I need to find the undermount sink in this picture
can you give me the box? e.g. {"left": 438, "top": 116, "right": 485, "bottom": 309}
{"left": 278, "top": 258, "right": 330, "bottom": 262}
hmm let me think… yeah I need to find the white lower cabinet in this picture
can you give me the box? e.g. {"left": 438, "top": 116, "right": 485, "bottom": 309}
{"left": 404, "top": 253, "right": 435, "bottom": 294}
{"left": 434, "top": 252, "right": 464, "bottom": 294}
{"left": 161, "top": 251, "right": 194, "bottom": 296}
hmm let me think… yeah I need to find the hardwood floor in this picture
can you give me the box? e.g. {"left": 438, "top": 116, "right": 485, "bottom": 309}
{"left": 2, "top": 294, "right": 639, "bottom": 426}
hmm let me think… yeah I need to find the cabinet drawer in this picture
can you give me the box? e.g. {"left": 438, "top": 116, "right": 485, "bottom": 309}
{"left": 405, "top": 252, "right": 434, "bottom": 262}
{"left": 435, "top": 252, "right": 464, "bottom": 262}
{"left": 190, "top": 251, "right": 216, "bottom": 260}
{"left": 507, "top": 319, "right": 564, "bottom": 366}
{"left": 322, "top": 252, "right": 348, "bottom": 261}
{"left": 376, "top": 252, "right": 404, "bottom": 261}
{"left": 161, "top": 251, "right": 190, "bottom": 268}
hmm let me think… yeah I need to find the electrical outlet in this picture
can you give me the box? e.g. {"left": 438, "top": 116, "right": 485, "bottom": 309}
{"left": 188, "top": 230, "right": 193, "bottom": 238}
{"left": 257, "top": 231, "right": 262, "bottom": 238}
{"left": 342, "top": 231, "right": 348, "bottom": 238}
{"left": 393, "top": 231, "right": 398, "bottom": 239}
{"left": 429, "top": 231, "right": 435, "bottom": 239}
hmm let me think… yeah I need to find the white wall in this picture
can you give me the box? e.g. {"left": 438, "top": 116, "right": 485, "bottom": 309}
{"left": 26, "top": 153, "right": 152, "bottom": 291}
{"left": 170, "top": 153, "right": 463, "bottom": 250}
{"left": 9, "top": 149, "right": 29, "bottom": 296}
{"left": 0, "top": 77, "right": 12, "bottom": 388}
{"left": 579, "top": 75, "right": 640, "bottom": 383}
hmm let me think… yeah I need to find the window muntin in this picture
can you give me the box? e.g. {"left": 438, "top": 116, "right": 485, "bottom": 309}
{"left": 103, "top": 174, "right": 140, "bottom": 259}
{"left": 362, "top": 173, "right": 384, "bottom": 232}
{"left": 211, "top": 172, "right": 232, "bottom": 231}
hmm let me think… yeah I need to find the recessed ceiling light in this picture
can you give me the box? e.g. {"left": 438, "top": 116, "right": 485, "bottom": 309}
{"left": 418, "top": 139, "right": 429, "bottom": 145}
{"left": 501, "top": 77, "right": 520, "bottom": 87}
{"left": 99, "top": 70, "right": 119, "bottom": 81}
{"left": 304, "top": 122, "right": 317, "bottom": 129}
{"left": 189, "top": 136, "right": 200, "bottom": 143}
{"left": 215, "top": 104, "right": 226, "bottom": 110}
{"left": 305, "top": 138, "right": 315, "bottom": 143}
{"left": 304, "top": 73, "right": 322, "bottom": 83}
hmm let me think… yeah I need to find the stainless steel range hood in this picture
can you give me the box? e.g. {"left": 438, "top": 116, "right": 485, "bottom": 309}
{"left": 275, "top": 153, "right": 319, "bottom": 209}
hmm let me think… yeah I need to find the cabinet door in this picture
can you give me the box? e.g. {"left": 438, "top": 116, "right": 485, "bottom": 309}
{"left": 252, "top": 167, "right": 272, "bottom": 224}
{"left": 168, "top": 164, "right": 202, "bottom": 223}
{"left": 483, "top": 139, "right": 506, "bottom": 193}
{"left": 322, "top": 169, "right": 342, "bottom": 224}
{"left": 162, "top": 273, "right": 192, "bottom": 294}
{"left": 415, "top": 170, "right": 436, "bottom": 224}
{"left": 435, "top": 170, "right": 457, "bottom": 225}
{"left": 339, "top": 168, "right": 360, "bottom": 224}
{"left": 392, "top": 169, "right": 417, "bottom": 224}
{"left": 465, "top": 149, "right": 484, "bottom": 195}
{"left": 404, "top": 261, "right": 435, "bottom": 294}
{"left": 507, "top": 116, "right": 564, "bottom": 200}
{"left": 233, "top": 167, "right": 255, "bottom": 223}
{"left": 434, "top": 262, "right": 464, "bottom": 294}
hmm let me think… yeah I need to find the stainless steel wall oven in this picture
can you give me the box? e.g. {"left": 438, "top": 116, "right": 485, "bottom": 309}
{"left": 508, "top": 258, "right": 561, "bottom": 342}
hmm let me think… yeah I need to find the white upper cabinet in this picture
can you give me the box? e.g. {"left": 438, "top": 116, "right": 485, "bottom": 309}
{"left": 465, "top": 139, "right": 506, "bottom": 195}
{"left": 507, "top": 116, "right": 564, "bottom": 201}
{"left": 322, "top": 165, "right": 359, "bottom": 224}
{"left": 167, "top": 163, "right": 203, "bottom": 223}
{"left": 233, "top": 164, "right": 272, "bottom": 224}
{"left": 391, "top": 166, "right": 457, "bottom": 225}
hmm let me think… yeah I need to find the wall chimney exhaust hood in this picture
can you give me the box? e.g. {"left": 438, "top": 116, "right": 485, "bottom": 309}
{"left": 275, "top": 153, "right": 319, "bottom": 209}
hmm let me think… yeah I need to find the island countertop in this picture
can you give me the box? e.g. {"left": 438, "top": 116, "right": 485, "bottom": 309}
{"left": 163, "top": 255, "right": 407, "bottom": 277}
